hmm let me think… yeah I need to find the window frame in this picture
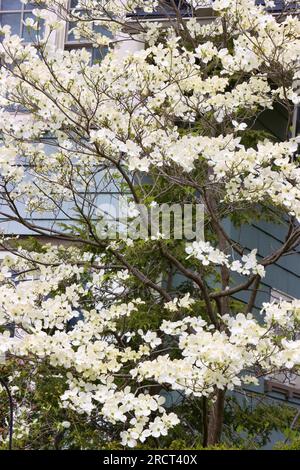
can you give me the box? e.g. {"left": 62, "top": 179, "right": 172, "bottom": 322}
{"left": 264, "top": 288, "right": 300, "bottom": 401}
{"left": 64, "top": 0, "right": 112, "bottom": 63}
{"left": 0, "top": 1, "right": 44, "bottom": 41}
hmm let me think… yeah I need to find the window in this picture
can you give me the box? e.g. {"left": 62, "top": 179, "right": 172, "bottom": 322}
{"left": 65, "top": 0, "right": 112, "bottom": 64}
{"left": 265, "top": 288, "right": 300, "bottom": 401}
{"left": 0, "top": 1, "right": 44, "bottom": 41}
{"left": 64, "top": 39, "right": 110, "bottom": 64}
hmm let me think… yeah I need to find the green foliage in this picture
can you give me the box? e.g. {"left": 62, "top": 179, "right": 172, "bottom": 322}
{"left": 8, "top": 236, "right": 46, "bottom": 253}
{"left": 240, "top": 129, "right": 276, "bottom": 149}
{"left": 0, "top": 360, "right": 120, "bottom": 450}
{"left": 2, "top": 357, "right": 300, "bottom": 450}
{"left": 133, "top": 440, "right": 241, "bottom": 450}
{"left": 274, "top": 438, "right": 300, "bottom": 450}
{"left": 224, "top": 394, "right": 300, "bottom": 449}
{"left": 165, "top": 440, "right": 240, "bottom": 450}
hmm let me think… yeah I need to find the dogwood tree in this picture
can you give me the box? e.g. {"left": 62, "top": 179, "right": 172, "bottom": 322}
{"left": 1, "top": 0, "right": 300, "bottom": 448}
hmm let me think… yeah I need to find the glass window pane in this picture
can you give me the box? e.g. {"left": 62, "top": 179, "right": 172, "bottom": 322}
{"left": 94, "top": 25, "right": 113, "bottom": 39}
{"left": 22, "top": 11, "right": 44, "bottom": 41}
{"left": 67, "top": 20, "right": 77, "bottom": 41}
{"left": 93, "top": 24, "right": 112, "bottom": 38}
{"left": 66, "top": 46, "right": 108, "bottom": 65}
{"left": 25, "top": 2, "right": 42, "bottom": 9}
{"left": 22, "top": 12, "right": 34, "bottom": 41}
{"left": 92, "top": 46, "right": 108, "bottom": 63}
{"left": 66, "top": 8, "right": 85, "bottom": 42}
{"left": 1, "top": 0, "right": 22, "bottom": 10}
{"left": 0, "top": 13, "right": 21, "bottom": 36}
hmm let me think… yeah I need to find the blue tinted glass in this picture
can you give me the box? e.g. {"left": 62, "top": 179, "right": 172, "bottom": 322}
{"left": 67, "top": 8, "right": 84, "bottom": 41}
{"left": 67, "top": 46, "right": 108, "bottom": 65}
{"left": 92, "top": 46, "right": 108, "bottom": 63}
{"left": 0, "top": 13, "right": 21, "bottom": 35}
{"left": 67, "top": 21, "right": 77, "bottom": 41}
{"left": 24, "top": 2, "right": 40, "bottom": 9}
{"left": 22, "top": 12, "right": 44, "bottom": 41}
{"left": 94, "top": 25, "right": 113, "bottom": 38}
{"left": 1, "top": 1, "right": 22, "bottom": 10}
{"left": 70, "top": 0, "right": 79, "bottom": 7}
{"left": 67, "top": 21, "right": 112, "bottom": 43}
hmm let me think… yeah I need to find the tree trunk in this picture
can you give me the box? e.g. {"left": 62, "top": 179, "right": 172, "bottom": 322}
{"left": 206, "top": 389, "right": 226, "bottom": 446}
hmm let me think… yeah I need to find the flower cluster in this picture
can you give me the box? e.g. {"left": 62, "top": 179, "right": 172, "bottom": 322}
{"left": 186, "top": 242, "right": 265, "bottom": 277}
{"left": 133, "top": 310, "right": 300, "bottom": 396}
